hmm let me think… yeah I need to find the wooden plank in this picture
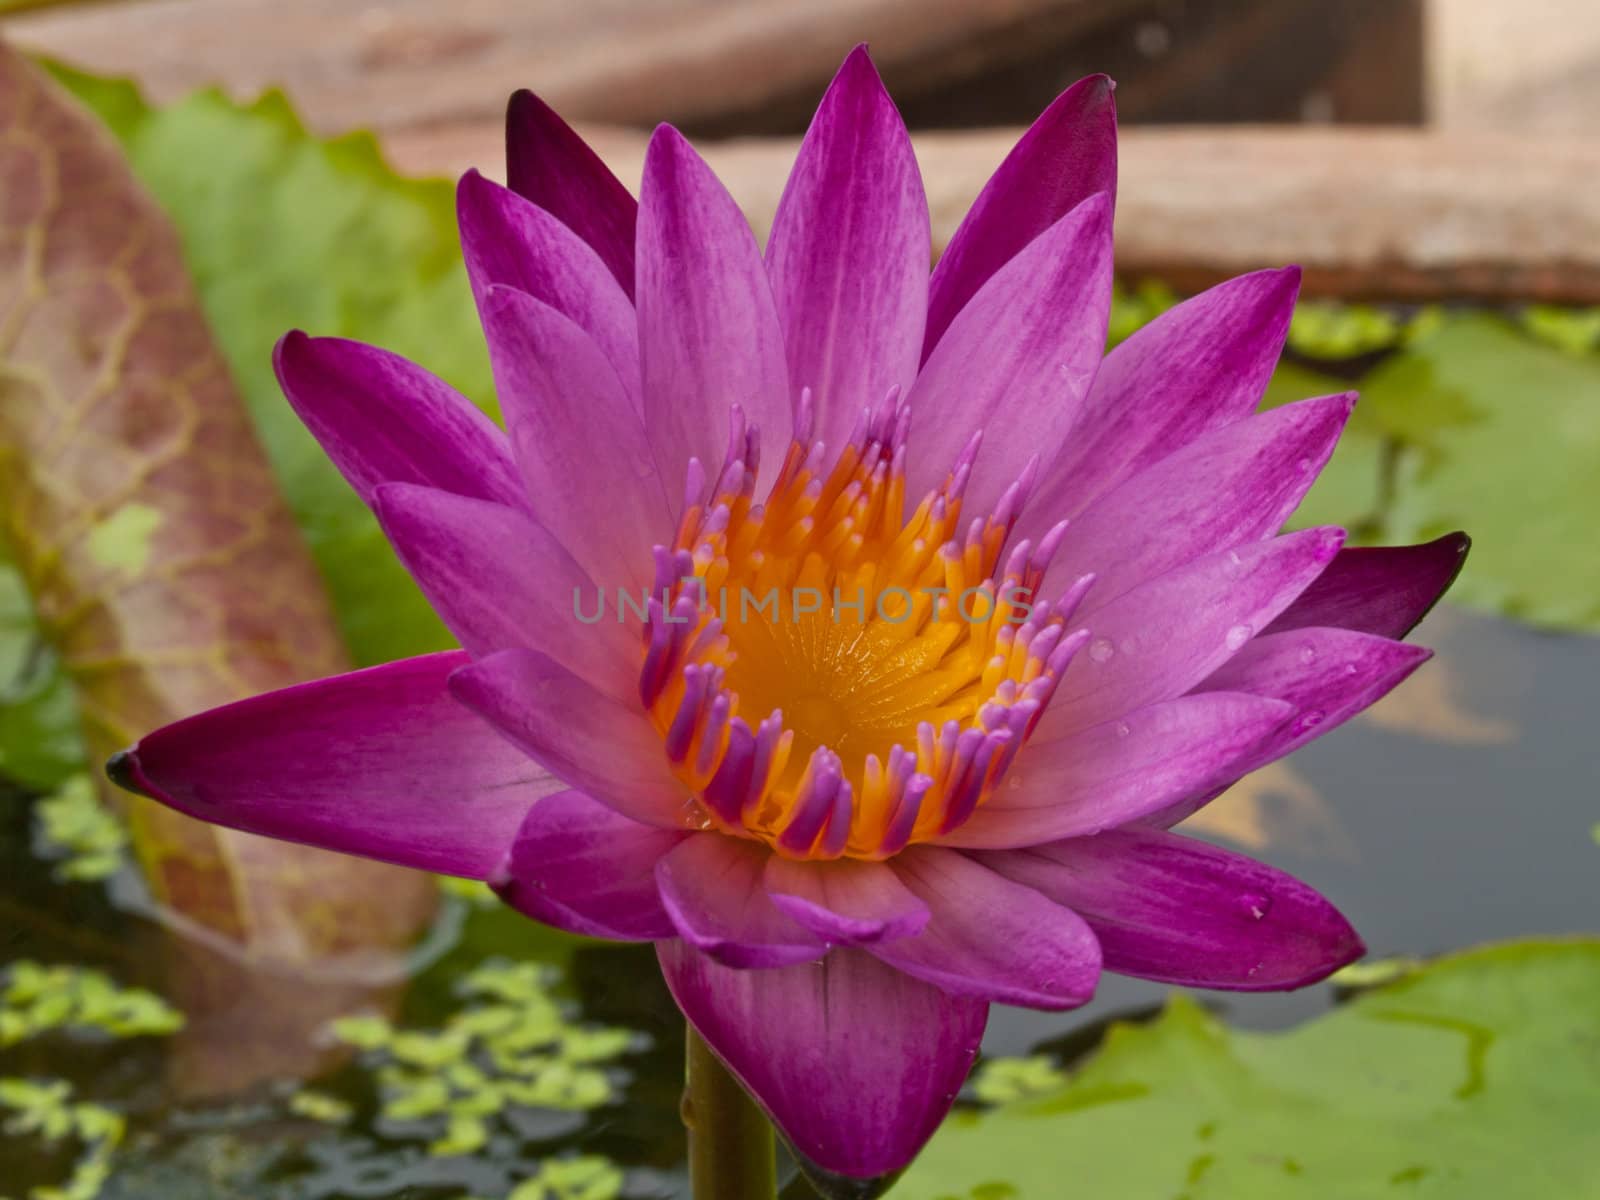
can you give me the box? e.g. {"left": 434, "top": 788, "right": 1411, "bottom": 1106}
{"left": 383, "top": 120, "right": 1600, "bottom": 304}
{"left": 0, "top": 0, "right": 1145, "bottom": 134}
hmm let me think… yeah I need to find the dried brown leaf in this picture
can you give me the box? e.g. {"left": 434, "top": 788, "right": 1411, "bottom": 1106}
{"left": 0, "top": 41, "right": 434, "bottom": 1093}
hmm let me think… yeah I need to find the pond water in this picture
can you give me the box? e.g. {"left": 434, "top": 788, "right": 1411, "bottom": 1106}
{"left": 1, "top": 603, "right": 1595, "bottom": 1199}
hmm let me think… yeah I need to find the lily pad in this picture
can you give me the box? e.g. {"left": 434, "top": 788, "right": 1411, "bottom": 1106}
{"left": 1259, "top": 361, "right": 1386, "bottom": 537}
{"left": 895, "top": 939, "right": 1600, "bottom": 1199}
{"left": 1360, "top": 316, "right": 1600, "bottom": 632}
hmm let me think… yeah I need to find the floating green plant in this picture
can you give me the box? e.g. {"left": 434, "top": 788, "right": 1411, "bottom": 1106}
{"left": 507, "top": 1156, "right": 626, "bottom": 1200}
{"left": 437, "top": 875, "right": 501, "bottom": 908}
{"left": 0, "top": 1078, "right": 124, "bottom": 1200}
{"left": 969, "top": 1056, "right": 1071, "bottom": 1106}
{"left": 1520, "top": 305, "right": 1600, "bottom": 356}
{"left": 329, "top": 960, "right": 636, "bottom": 1159}
{"left": 0, "top": 962, "right": 183, "bottom": 1047}
{"left": 1106, "top": 278, "right": 1179, "bottom": 346}
{"left": 31, "top": 776, "right": 128, "bottom": 883}
{"left": 1287, "top": 300, "right": 1404, "bottom": 359}
{"left": 286, "top": 1090, "right": 354, "bottom": 1125}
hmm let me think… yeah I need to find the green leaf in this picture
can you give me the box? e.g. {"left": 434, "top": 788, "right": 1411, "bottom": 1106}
{"left": 1287, "top": 301, "right": 1403, "bottom": 360}
{"left": 1520, "top": 305, "right": 1600, "bottom": 356}
{"left": 0, "top": 1075, "right": 124, "bottom": 1200}
{"left": 33, "top": 775, "right": 129, "bottom": 882}
{"left": 2, "top": 962, "right": 184, "bottom": 1046}
{"left": 1363, "top": 316, "right": 1600, "bottom": 631}
{"left": 896, "top": 939, "right": 1600, "bottom": 1199}
{"left": 1258, "top": 362, "right": 1386, "bottom": 537}
{"left": 0, "top": 562, "right": 82, "bottom": 791}
{"left": 969, "top": 1056, "right": 1070, "bottom": 1106}
{"left": 46, "top": 62, "right": 492, "bottom": 668}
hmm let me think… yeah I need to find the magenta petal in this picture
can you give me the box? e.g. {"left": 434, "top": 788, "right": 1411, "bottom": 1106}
{"left": 766, "top": 45, "right": 929, "bottom": 454}
{"left": 478, "top": 287, "right": 669, "bottom": 592}
{"left": 1267, "top": 533, "right": 1471, "bottom": 639}
{"left": 109, "top": 652, "right": 556, "bottom": 879}
{"left": 505, "top": 90, "right": 637, "bottom": 297}
{"left": 978, "top": 829, "right": 1364, "bottom": 990}
{"left": 1041, "top": 527, "right": 1346, "bottom": 737}
{"left": 871, "top": 847, "right": 1101, "bottom": 1009}
{"left": 371, "top": 484, "right": 636, "bottom": 702}
{"left": 274, "top": 332, "right": 525, "bottom": 511}
{"left": 448, "top": 647, "right": 692, "bottom": 830}
{"left": 637, "top": 125, "right": 790, "bottom": 501}
{"left": 655, "top": 835, "right": 825, "bottom": 967}
{"left": 458, "top": 171, "right": 640, "bottom": 407}
{"left": 1143, "top": 626, "right": 1433, "bottom": 829}
{"left": 1023, "top": 267, "right": 1302, "bottom": 533}
{"left": 907, "top": 193, "right": 1113, "bottom": 514}
{"left": 658, "top": 941, "right": 987, "bottom": 1178}
{"left": 940, "top": 692, "right": 1294, "bottom": 849}
{"left": 925, "top": 74, "right": 1116, "bottom": 357}
{"left": 490, "top": 789, "right": 685, "bottom": 940}
{"left": 1202, "top": 626, "right": 1432, "bottom": 744}
{"left": 763, "top": 855, "right": 930, "bottom": 945}
{"left": 1042, "top": 392, "right": 1354, "bottom": 603}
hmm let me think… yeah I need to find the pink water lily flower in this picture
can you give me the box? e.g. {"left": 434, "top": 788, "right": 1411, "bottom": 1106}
{"left": 109, "top": 47, "right": 1466, "bottom": 1179}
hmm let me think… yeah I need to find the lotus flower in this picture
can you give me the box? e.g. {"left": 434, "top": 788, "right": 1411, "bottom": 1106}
{"left": 108, "top": 47, "right": 1467, "bottom": 1180}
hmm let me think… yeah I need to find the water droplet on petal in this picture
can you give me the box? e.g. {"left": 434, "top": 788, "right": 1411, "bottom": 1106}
{"left": 1115, "top": 721, "right": 1132, "bottom": 738}
{"left": 1225, "top": 624, "right": 1253, "bottom": 651}
{"left": 1240, "top": 893, "right": 1273, "bottom": 921}
{"left": 1088, "top": 637, "right": 1115, "bottom": 664}
{"left": 1299, "top": 709, "right": 1326, "bottom": 731}
{"left": 1299, "top": 642, "right": 1317, "bottom": 665}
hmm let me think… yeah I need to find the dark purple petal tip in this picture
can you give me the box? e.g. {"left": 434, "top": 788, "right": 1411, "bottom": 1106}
{"left": 1268, "top": 531, "right": 1472, "bottom": 640}
{"left": 104, "top": 747, "right": 153, "bottom": 800}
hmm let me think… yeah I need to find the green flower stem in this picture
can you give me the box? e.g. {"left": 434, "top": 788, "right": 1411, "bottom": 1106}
{"left": 684, "top": 1024, "right": 777, "bottom": 1200}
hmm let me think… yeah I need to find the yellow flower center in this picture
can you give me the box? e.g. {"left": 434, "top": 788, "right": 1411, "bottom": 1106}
{"left": 639, "top": 394, "right": 1088, "bottom": 860}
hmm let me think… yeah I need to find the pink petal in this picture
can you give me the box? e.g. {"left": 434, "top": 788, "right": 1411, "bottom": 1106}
{"left": 1042, "top": 392, "right": 1354, "bottom": 604}
{"left": 1040, "top": 526, "right": 1347, "bottom": 738}
{"left": 978, "top": 828, "right": 1364, "bottom": 990}
{"left": 766, "top": 45, "right": 929, "bottom": 454}
{"left": 658, "top": 941, "right": 987, "bottom": 1178}
{"left": 1022, "top": 267, "right": 1302, "bottom": 533}
{"left": 871, "top": 847, "right": 1101, "bottom": 1009}
{"left": 762, "top": 855, "right": 930, "bottom": 945}
{"left": 940, "top": 692, "right": 1294, "bottom": 849}
{"left": 907, "top": 193, "right": 1113, "bottom": 515}
{"left": 491, "top": 789, "right": 685, "bottom": 940}
{"left": 925, "top": 74, "right": 1116, "bottom": 357}
{"left": 458, "top": 170, "right": 640, "bottom": 407}
{"left": 505, "top": 90, "right": 637, "bottom": 296}
{"left": 371, "top": 484, "right": 637, "bottom": 703}
{"left": 655, "top": 835, "right": 825, "bottom": 968}
{"left": 108, "top": 652, "right": 556, "bottom": 879}
{"left": 1145, "top": 626, "right": 1432, "bottom": 828}
{"left": 274, "top": 332, "right": 525, "bottom": 511}
{"left": 478, "top": 287, "right": 669, "bottom": 592}
{"left": 1267, "top": 533, "right": 1471, "bottom": 639}
{"left": 448, "top": 647, "right": 693, "bottom": 830}
{"left": 636, "top": 125, "right": 790, "bottom": 501}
